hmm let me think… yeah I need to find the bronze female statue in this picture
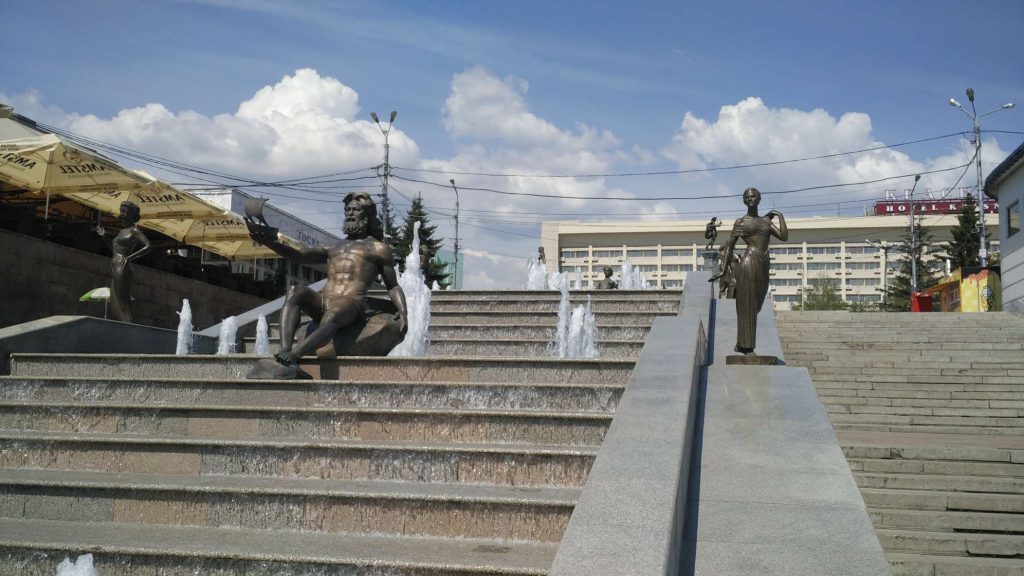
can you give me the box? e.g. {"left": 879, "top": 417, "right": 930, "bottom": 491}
{"left": 720, "top": 188, "right": 787, "bottom": 355}
{"left": 109, "top": 201, "right": 151, "bottom": 323}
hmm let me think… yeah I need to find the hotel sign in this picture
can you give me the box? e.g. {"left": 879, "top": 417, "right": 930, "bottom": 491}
{"left": 874, "top": 199, "right": 998, "bottom": 216}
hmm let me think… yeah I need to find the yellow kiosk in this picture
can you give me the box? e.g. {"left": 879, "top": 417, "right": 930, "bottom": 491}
{"left": 924, "top": 267, "right": 1002, "bottom": 312}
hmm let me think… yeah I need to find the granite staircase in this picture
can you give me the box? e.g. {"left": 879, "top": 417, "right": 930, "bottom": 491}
{"left": 0, "top": 290, "right": 680, "bottom": 575}
{"left": 777, "top": 311, "right": 1024, "bottom": 576}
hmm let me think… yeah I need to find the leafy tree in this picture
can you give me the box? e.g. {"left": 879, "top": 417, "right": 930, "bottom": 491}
{"left": 791, "top": 274, "right": 848, "bottom": 311}
{"left": 945, "top": 193, "right": 986, "bottom": 270}
{"left": 394, "top": 194, "right": 450, "bottom": 287}
{"left": 883, "top": 214, "right": 941, "bottom": 311}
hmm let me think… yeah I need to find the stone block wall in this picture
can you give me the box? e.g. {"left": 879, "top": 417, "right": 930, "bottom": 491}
{"left": 0, "top": 229, "right": 268, "bottom": 330}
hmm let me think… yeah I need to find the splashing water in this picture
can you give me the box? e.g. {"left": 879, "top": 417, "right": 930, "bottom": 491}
{"left": 525, "top": 255, "right": 549, "bottom": 290}
{"left": 56, "top": 554, "right": 98, "bottom": 576}
{"left": 431, "top": 281, "right": 440, "bottom": 291}
{"left": 566, "top": 297, "right": 600, "bottom": 358}
{"left": 175, "top": 299, "right": 192, "bottom": 355}
{"left": 390, "top": 221, "right": 431, "bottom": 357}
{"left": 619, "top": 258, "right": 651, "bottom": 290}
{"left": 216, "top": 316, "right": 238, "bottom": 355}
{"left": 254, "top": 314, "right": 270, "bottom": 355}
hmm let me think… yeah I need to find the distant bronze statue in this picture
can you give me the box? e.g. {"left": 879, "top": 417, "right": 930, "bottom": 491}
{"left": 720, "top": 188, "right": 787, "bottom": 356}
{"left": 246, "top": 192, "right": 407, "bottom": 377}
{"left": 704, "top": 217, "right": 721, "bottom": 250}
{"left": 537, "top": 246, "right": 546, "bottom": 264}
{"left": 595, "top": 265, "right": 618, "bottom": 290}
{"left": 108, "top": 201, "right": 152, "bottom": 323}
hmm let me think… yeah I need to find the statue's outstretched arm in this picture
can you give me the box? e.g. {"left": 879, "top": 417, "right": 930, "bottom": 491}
{"left": 248, "top": 222, "right": 327, "bottom": 264}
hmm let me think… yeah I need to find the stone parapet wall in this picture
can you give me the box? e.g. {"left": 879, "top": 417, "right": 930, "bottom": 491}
{"left": 0, "top": 229, "right": 268, "bottom": 330}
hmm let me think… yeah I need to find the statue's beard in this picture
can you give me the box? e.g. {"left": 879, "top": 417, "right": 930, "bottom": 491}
{"left": 343, "top": 215, "right": 368, "bottom": 237}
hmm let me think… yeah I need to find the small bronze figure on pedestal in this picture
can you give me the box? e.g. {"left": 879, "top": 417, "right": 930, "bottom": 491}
{"left": 595, "top": 266, "right": 618, "bottom": 290}
{"left": 704, "top": 217, "right": 721, "bottom": 251}
{"left": 720, "top": 188, "right": 787, "bottom": 361}
{"left": 246, "top": 192, "right": 408, "bottom": 378}
{"left": 108, "top": 201, "right": 152, "bottom": 323}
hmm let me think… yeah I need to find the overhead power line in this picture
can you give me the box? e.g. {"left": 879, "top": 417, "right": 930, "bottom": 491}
{"left": 391, "top": 163, "right": 970, "bottom": 202}
{"left": 393, "top": 132, "right": 967, "bottom": 179}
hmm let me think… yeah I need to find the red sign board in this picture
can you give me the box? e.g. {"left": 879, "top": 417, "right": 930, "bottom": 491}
{"left": 873, "top": 199, "right": 998, "bottom": 216}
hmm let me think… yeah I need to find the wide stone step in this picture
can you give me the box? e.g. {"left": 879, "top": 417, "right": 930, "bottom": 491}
{"left": 0, "top": 431, "right": 596, "bottom": 487}
{"left": 886, "top": 552, "right": 1024, "bottom": 576}
{"left": 243, "top": 338, "right": 644, "bottom": 359}
{"left": 431, "top": 311, "right": 664, "bottom": 326}
{"left": 821, "top": 395, "right": 1002, "bottom": 407}
{"left": 0, "top": 517, "right": 558, "bottom": 575}
{"left": 428, "top": 324, "right": 651, "bottom": 341}
{"left": 836, "top": 423, "right": 1024, "bottom": 436}
{"left": 0, "top": 402, "right": 611, "bottom": 445}
{"left": 426, "top": 289, "right": 681, "bottom": 302}
{"left": 830, "top": 413, "right": 1024, "bottom": 431}
{"left": 876, "top": 527, "right": 1024, "bottom": 557}
{"left": 869, "top": 507, "right": 1024, "bottom": 534}
{"left": 842, "top": 404, "right": 1024, "bottom": 417}
{"left": 0, "top": 469, "right": 577, "bottom": 542}
{"left": 841, "top": 443, "right": 1024, "bottom": 464}
{"left": 861, "top": 488, "right": 1024, "bottom": 513}
{"left": 428, "top": 300, "right": 678, "bottom": 313}
{"left": 855, "top": 472, "right": 1024, "bottom": 494}
{"left": 8, "top": 354, "right": 635, "bottom": 385}
{"left": 0, "top": 377, "right": 624, "bottom": 412}
{"left": 849, "top": 457, "right": 1024, "bottom": 477}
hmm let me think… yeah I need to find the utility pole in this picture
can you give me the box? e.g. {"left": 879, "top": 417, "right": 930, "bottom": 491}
{"left": 907, "top": 174, "right": 921, "bottom": 294}
{"left": 866, "top": 239, "right": 894, "bottom": 311}
{"left": 370, "top": 110, "right": 397, "bottom": 241}
{"left": 949, "top": 89, "right": 1015, "bottom": 267}
{"left": 449, "top": 178, "right": 460, "bottom": 290}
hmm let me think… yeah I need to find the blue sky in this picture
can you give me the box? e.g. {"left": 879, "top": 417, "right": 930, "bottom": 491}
{"left": 2, "top": 0, "right": 1022, "bottom": 287}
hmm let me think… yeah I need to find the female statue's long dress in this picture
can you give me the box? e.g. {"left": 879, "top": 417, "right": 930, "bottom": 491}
{"left": 733, "top": 216, "right": 772, "bottom": 351}
{"left": 110, "top": 228, "right": 141, "bottom": 323}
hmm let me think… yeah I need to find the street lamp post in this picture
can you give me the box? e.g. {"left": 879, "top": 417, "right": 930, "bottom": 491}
{"left": 907, "top": 174, "right": 921, "bottom": 294}
{"left": 370, "top": 110, "right": 397, "bottom": 240}
{"left": 866, "top": 239, "right": 895, "bottom": 311}
{"left": 949, "top": 89, "right": 1015, "bottom": 267}
{"left": 449, "top": 178, "right": 460, "bottom": 290}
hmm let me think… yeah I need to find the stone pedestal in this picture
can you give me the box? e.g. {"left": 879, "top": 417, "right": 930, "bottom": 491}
{"left": 725, "top": 354, "right": 780, "bottom": 366}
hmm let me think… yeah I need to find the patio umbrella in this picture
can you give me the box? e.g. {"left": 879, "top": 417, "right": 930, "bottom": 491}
{"left": 0, "top": 134, "right": 308, "bottom": 260}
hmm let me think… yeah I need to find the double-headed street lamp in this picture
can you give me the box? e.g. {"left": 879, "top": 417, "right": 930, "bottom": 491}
{"left": 370, "top": 110, "right": 397, "bottom": 239}
{"left": 948, "top": 89, "right": 1015, "bottom": 267}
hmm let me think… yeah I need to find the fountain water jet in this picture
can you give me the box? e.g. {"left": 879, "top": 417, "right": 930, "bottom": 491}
{"left": 175, "top": 299, "right": 192, "bottom": 355}
{"left": 216, "top": 316, "right": 238, "bottom": 355}
{"left": 566, "top": 297, "right": 599, "bottom": 359}
{"left": 390, "top": 221, "right": 430, "bottom": 357}
{"left": 619, "top": 258, "right": 651, "bottom": 290}
{"left": 254, "top": 314, "right": 270, "bottom": 355}
{"left": 525, "top": 255, "right": 548, "bottom": 289}
{"left": 55, "top": 553, "right": 98, "bottom": 576}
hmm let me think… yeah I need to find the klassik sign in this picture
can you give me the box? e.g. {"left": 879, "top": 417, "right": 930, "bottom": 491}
{"left": 874, "top": 199, "right": 998, "bottom": 216}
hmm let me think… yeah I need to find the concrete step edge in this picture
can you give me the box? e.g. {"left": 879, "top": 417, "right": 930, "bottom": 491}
{"left": 0, "top": 401, "right": 616, "bottom": 420}
{"left": 0, "top": 376, "right": 626, "bottom": 389}
{"left": 0, "top": 468, "right": 581, "bottom": 506}
{"left": 0, "top": 430, "right": 601, "bottom": 455}
{"left": 0, "top": 517, "right": 556, "bottom": 574}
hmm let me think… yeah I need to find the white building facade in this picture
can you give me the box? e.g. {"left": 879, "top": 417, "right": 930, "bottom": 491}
{"left": 541, "top": 213, "right": 999, "bottom": 310}
{"left": 985, "top": 141, "right": 1024, "bottom": 314}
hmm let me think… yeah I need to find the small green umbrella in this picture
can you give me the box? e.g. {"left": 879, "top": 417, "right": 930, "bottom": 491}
{"left": 80, "top": 287, "right": 110, "bottom": 318}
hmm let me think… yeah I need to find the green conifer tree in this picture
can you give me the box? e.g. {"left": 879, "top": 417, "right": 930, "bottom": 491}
{"left": 945, "top": 193, "right": 983, "bottom": 271}
{"left": 884, "top": 214, "right": 941, "bottom": 311}
{"left": 394, "top": 194, "right": 450, "bottom": 287}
